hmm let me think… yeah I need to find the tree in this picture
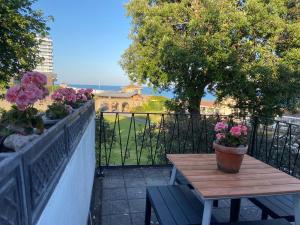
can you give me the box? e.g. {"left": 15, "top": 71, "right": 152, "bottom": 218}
{"left": 121, "top": 0, "right": 238, "bottom": 113}
{"left": 214, "top": 0, "right": 300, "bottom": 117}
{"left": 0, "top": 0, "right": 51, "bottom": 86}
{"left": 121, "top": 0, "right": 300, "bottom": 116}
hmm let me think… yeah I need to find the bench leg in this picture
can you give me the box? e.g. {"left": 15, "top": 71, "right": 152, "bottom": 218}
{"left": 230, "top": 199, "right": 241, "bottom": 223}
{"left": 169, "top": 166, "right": 177, "bottom": 185}
{"left": 202, "top": 200, "right": 213, "bottom": 225}
{"left": 213, "top": 200, "right": 219, "bottom": 208}
{"left": 261, "top": 210, "right": 268, "bottom": 220}
{"left": 294, "top": 194, "right": 300, "bottom": 225}
{"left": 145, "top": 193, "right": 151, "bottom": 225}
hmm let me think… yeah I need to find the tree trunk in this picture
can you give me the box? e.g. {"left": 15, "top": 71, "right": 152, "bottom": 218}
{"left": 188, "top": 96, "right": 202, "bottom": 114}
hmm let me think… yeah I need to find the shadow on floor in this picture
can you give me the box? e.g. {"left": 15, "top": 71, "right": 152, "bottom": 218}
{"left": 91, "top": 167, "right": 262, "bottom": 225}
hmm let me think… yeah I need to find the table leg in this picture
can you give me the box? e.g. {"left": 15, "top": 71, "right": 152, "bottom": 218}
{"left": 294, "top": 194, "right": 300, "bottom": 225}
{"left": 169, "top": 166, "right": 177, "bottom": 185}
{"left": 202, "top": 200, "right": 213, "bottom": 225}
{"left": 230, "top": 199, "right": 241, "bottom": 223}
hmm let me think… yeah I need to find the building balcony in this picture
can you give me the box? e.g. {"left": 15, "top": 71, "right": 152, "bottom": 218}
{"left": 1, "top": 104, "right": 300, "bottom": 225}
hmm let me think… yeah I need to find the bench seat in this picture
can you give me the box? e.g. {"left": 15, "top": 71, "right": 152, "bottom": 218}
{"left": 214, "top": 218, "right": 290, "bottom": 225}
{"left": 249, "top": 196, "right": 294, "bottom": 222}
{"left": 145, "top": 185, "right": 291, "bottom": 225}
{"left": 145, "top": 185, "right": 217, "bottom": 225}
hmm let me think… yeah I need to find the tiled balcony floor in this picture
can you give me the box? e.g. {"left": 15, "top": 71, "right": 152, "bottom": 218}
{"left": 91, "top": 167, "right": 263, "bottom": 225}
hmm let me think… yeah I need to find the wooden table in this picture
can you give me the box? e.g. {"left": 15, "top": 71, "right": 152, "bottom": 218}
{"left": 167, "top": 154, "right": 300, "bottom": 225}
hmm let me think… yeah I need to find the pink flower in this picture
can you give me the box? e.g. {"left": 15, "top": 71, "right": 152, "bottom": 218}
{"left": 51, "top": 88, "right": 77, "bottom": 103}
{"left": 22, "top": 72, "right": 47, "bottom": 86}
{"left": 216, "top": 133, "right": 225, "bottom": 140}
{"left": 6, "top": 85, "right": 21, "bottom": 103}
{"left": 15, "top": 90, "right": 30, "bottom": 111}
{"left": 239, "top": 125, "right": 248, "bottom": 135}
{"left": 230, "top": 126, "right": 242, "bottom": 137}
{"left": 215, "top": 122, "right": 228, "bottom": 132}
{"left": 6, "top": 71, "right": 48, "bottom": 110}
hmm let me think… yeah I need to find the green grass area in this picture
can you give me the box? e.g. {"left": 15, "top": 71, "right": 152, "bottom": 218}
{"left": 98, "top": 115, "right": 157, "bottom": 165}
{"left": 132, "top": 96, "right": 168, "bottom": 113}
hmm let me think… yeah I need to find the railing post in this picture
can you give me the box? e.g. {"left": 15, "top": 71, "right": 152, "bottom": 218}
{"left": 249, "top": 116, "right": 258, "bottom": 156}
{"left": 96, "top": 112, "right": 104, "bottom": 177}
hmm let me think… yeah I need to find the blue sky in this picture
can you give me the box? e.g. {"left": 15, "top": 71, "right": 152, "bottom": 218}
{"left": 33, "top": 0, "right": 131, "bottom": 85}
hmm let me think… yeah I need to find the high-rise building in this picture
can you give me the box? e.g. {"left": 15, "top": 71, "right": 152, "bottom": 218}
{"left": 35, "top": 36, "right": 57, "bottom": 86}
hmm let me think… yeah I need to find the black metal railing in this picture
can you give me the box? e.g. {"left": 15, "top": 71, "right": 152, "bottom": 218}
{"left": 96, "top": 112, "right": 300, "bottom": 178}
{"left": 249, "top": 117, "right": 300, "bottom": 178}
{"left": 96, "top": 112, "right": 246, "bottom": 166}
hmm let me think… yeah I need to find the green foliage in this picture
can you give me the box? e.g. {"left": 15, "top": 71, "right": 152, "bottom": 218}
{"left": 214, "top": 0, "right": 300, "bottom": 117}
{"left": 121, "top": 0, "right": 300, "bottom": 116}
{"left": 0, "top": 105, "right": 43, "bottom": 134}
{"left": 132, "top": 96, "right": 168, "bottom": 112}
{"left": 46, "top": 102, "right": 69, "bottom": 120}
{"left": 0, "top": 0, "right": 51, "bottom": 85}
{"left": 47, "top": 85, "right": 60, "bottom": 94}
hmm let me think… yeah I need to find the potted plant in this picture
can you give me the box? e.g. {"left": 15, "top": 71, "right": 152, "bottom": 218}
{"left": 1, "top": 72, "right": 48, "bottom": 151}
{"left": 213, "top": 121, "right": 248, "bottom": 173}
{"left": 3, "top": 72, "right": 48, "bottom": 135}
{"left": 51, "top": 87, "right": 80, "bottom": 109}
{"left": 44, "top": 102, "right": 73, "bottom": 125}
{"left": 76, "top": 88, "right": 94, "bottom": 104}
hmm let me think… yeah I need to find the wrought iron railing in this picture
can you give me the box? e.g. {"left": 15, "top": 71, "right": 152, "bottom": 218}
{"left": 96, "top": 112, "right": 246, "bottom": 166}
{"left": 96, "top": 112, "right": 300, "bottom": 178}
{"left": 248, "top": 117, "right": 300, "bottom": 178}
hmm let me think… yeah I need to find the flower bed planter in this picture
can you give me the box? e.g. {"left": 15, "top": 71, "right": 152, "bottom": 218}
{"left": 0, "top": 101, "right": 95, "bottom": 225}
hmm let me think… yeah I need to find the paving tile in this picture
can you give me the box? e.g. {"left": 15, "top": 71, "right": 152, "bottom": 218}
{"left": 98, "top": 167, "right": 266, "bottom": 225}
{"left": 131, "top": 213, "right": 145, "bottom": 225}
{"left": 102, "top": 200, "right": 129, "bottom": 215}
{"left": 125, "top": 178, "right": 146, "bottom": 188}
{"left": 123, "top": 168, "right": 144, "bottom": 178}
{"left": 103, "top": 168, "right": 124, "bottom": 178}
{"left": 145, "top": 177, "right": 167, "bottom": 186}
{"left": 103, "top": 178, "right": 125, "bottom": 188}
{"left": 102, "top": 188, "right": 127, "bottom": 201}
{"left": 101, "top": 215, "right": 110, "bottom": 225}
{"left": 102, "top": 214, "right": 132, "bottom": 225}
{"left": 110, "top": 214, "right": 132, "bottom": 225}
{"left": 142, "top": 168, "right": 168, "bottom": 178}
{"left": 127, "top": 187, "right": 146, "bottom": 199}
{"left": 213, "top": 207, "right": 230, "bottom": 223}
{"left": 239, "top": 206, "right": 261, "bottom": 221}
{"left": 129, "top": 199, "right": 146, "bottom": 213}
{"left": 218, "top": 199, "right": 231, "bottom": 208}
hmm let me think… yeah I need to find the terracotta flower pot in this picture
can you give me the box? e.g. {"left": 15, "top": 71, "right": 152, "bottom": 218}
{"left": 213, "top": 142, "right": 248, "bottom": 173}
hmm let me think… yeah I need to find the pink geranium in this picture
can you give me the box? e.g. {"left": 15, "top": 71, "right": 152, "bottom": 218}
{"left": 6, "top": 72, "right": 48, "bottom": 111}
{"left": 214, "top": 122, "right": 228, "bottom": 132}
{"left": 77, "top": 88, "right": 94, "bottom": 101}
{"left": 216, "top": 133, "right": 225, "bottom": 140}
{"left": 21, "top": 71, "right": 47, "bottom": 86}
{"left": 214, "top": 121, "right": 248, "bottom": 147}
{"left": 51, "top": 88, "right": 77, "bottom": 104}
{"left": 239, "top": 125, "right": 248, "bottom": 135}
{"left": 230, "top": 126, "right": 242, "bottom": 137}
{"left": 6, "top": 85, "right": 21, "bottom": 103}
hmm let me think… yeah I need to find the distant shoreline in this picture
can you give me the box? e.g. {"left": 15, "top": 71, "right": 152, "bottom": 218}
{"left": 69, "top": 84, "right": 216, "bottom": 101}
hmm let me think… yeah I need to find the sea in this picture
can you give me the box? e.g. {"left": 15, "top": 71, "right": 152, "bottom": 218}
{"left": 70, "top": 84, "right": 216, "bottom": 101}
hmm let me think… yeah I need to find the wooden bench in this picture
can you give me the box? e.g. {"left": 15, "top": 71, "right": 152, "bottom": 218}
{"left": 215, "top": 219, "right": 291, "bottom": 225}
{"left": 175, "top": 172, "right": 219, "bottom": 208}
{"left": 145, "top": 185, "right": 291, "bottom": 225}
{"left": 145, "top": 185, "right": 218, "bottom": 225}
{"left": 249, "top": 196, "right": 294, "bottom": 222}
